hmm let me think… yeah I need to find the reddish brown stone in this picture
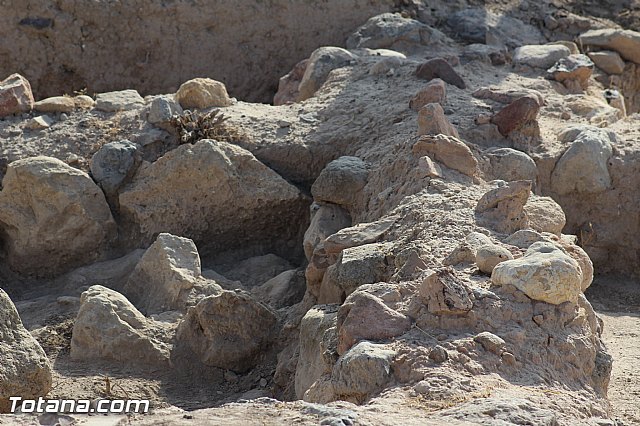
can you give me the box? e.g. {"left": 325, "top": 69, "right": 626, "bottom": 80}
{"left": 273, "top": 59, "right": 308, "bottom": 106}
{"left": 490, "top": 95, "right": 540, "bottom": 136}
{"left": 417, "top": 103, "right": 459, "bottom": 138}
{"left": 409, "top": 78, "right": 446, "bottom": 111}
{"left": 0, "top": 74, "right": 34, "bottom": 117}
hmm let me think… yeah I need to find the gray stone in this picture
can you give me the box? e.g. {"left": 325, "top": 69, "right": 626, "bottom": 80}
{"left": 513, "top": 45, "right": 571, "bottom": 69}
{"left": 304, "top": 203, "right": 351, "bottom": 260}
{"left": 147, "top": 95, "right": 183, "bottom": 127}
{"left": 485, "top": 148, "right": 537, "bottom": 183}
{"left": 311, "top": 156, "right": 368, "bottom": 208}
{"left": 297, "top": 47, "right": 355, "bottom": 101}
{"left": 474, "top": 331, "right": 506, "bottom": 354}
{"left": 95, "top": 89, "right": 145, "bottom": 112}
{"left": 346, "top": 13, "right": 444, "bottom": 50}
{"left": 90, "top": 140, "right": 142, "bottom": 198}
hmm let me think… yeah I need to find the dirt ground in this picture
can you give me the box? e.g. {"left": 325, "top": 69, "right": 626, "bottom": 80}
{"left": 586, "top": 276, "right": 640, "bottom": 425}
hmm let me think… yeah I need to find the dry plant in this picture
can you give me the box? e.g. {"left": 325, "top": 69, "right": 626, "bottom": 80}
{"left": 171, "top": 109, "right": 247, "bottom": 145}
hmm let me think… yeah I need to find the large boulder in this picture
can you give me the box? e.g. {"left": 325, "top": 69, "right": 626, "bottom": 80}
{"left": 0, "top": 289, "right": 52, "bottom": 413}
{"left": 70, "top": 285, "right": 170, "bottom": 366}
{"left": 122, "top": 233, "right": 221, "bottom": 314}
{"left": 513, "top": 45, "right": 571, "bottom": 69}
{"left": 311, "top": 156, "right": 368, "bottom": 209}
{"left": 551, "top": 127, "right": 614, "bottom": 195}
{"left": 297, "top": 47, "right": 355, "bottom": 102}
{"left": 579, "top": 28, "right": 640, "bottom": 64}
{"left": 492, "top": 241, "right": 583, "bottom": 304}
{"left": 95, "top": 89, "right": 144, "bottom": 112}
{"left": 175, "top": 290, "right": 277, "bottom": 372}
{"left": 118, "top": 140, "right": 309, "bottom": 259}
{"left": 0, "top": 73, "right": 34, "bottom": 117}
{"left": 0, "top": 157, "right": 116, "bottom": 276}
{"left": 175, "top": 78, "right": 233, "bottom": 109}
{"left": 346, "top": 13, "right": 444, "bottom": 50}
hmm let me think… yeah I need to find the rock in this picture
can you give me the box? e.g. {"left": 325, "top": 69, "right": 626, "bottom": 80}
{"left": 297, "top": 47, "right": 355, "bottom": 102}
{"left": 485, "top": 148, "right": 537, "bottom": 183}
{"left": 417, "top": 155, "right": 443, "bottom": 178}
{"left": 475, "top": 244, "right": 513, "bottom": 275}
{"left": 220, "top": 254, "right": 293, "bottom": 288}
{"left": 417, "top": 103, "right": 459, "bottom": 138}
{"left": 336, "top": 291, "right": 411, "bottom": 354}
{"left": 0, "top": 73, "right": 34, "bottom": 117}
{"left": 473, "top": 87, "right": 545, "bottom": 106}
{"left": 504, "top": 229, "right": 545, "bottom": 249}
{"left": 492, "top": 241, "right": 583, "bottom": 304}
{"left": 70, "top": 285, "right": 170, "bottom": 366}
{"left": 547, "top": 40, "right": 580, "bottom": 55}
{"left": 304, "top": 203, "right": 351, "bottom": 260}
{"left": 553, "top": 238, "right": 594, "bottom": 291}
{"left": 175, "top": 78, "right": 232, "bottom": 109}
{"left": 369, "top": 56, "right": 404, "bottom": 76}
{"left": 274, "top": 59, "right": 308, "bottom": 106}
{"left": 0, "top": 288, "right": 52, "bottom": 413}
{"left": 90, "top": 140, "right": 142, "bottom": 200}
{"left": 475, "top": 180, "right": 531, "bottom": 234}
{"left": 551, "top": 127, "right": 613, "bottom": 195}
{"left": 419, "top": 267, "right": 473, "bottom": 314}
{"left": 588, "top": 51, "right": 625, "bottom": 75}
{"left": 513, "top": 45, "right": 571, "bottom": 69}
{"left": 122, "top": 233, "right": 221, "bottom": 314}
{"left": 409, "top": 79, "right": 446, "bottom": 110}
{"left": 25, "top": 115, "right": 53, "bottom": 130}
{"left": 579, "top": 28, "right": 640, "bottom": 64}
{"left": 95, "top": 89, "right": 145, "bottom": 112}
{"left": 320, "top": 243, "right": 390, "bottom": 303}
{"left": 119, "top": 140, "right": 309, "bottom": 258}
{"left": 604, "top": 89, "right": 626, "bottom": 116}
{"left": 413, "top": 134, "right": 478, "bottom": 177}
{"left": 34, "top": 96, "right": 74, "bottom": 113}
{"left": 346, "top": 13, "right": 444, "bottom": 50}
{"left": 428, "top": 345, "right": 449, "bottom": 363}
{"left": 415, "top": 58, "right": 466, "bottom": 89}
{"left": 444, "top": 232, "right": 493, "bottom": 266}
{"left": 0, "top": 157, "right": 116, "bottom": 276}
{"left": 474, "top": 331, "right": 506, "bottom": 354}
{"left": 524, "top": 195, "right": 566, "bottom": 235}
{"left": 295, "top": 305, "right": 339, "bottom": 399}
{"left": 461, "top": 44, "right": 507, "bottom": 65}
{"left": 175, "top": 290, "right": 277, "bottom": 372}
{"left": 311, "top": 156, "right": 368, "bottom": 208}
{"left": 147, "top": 95, "right": 183, "bottom": 127}
{"left": 331, "top": 341, "right": 395, "bottom": 401}
{"left": 447, "top": 8, "right": 544, "bottom": 48}
{"left": 74, "top": 95, "right": 95, "bottom": 109}
{"left": 324, "top": 216, "right": 397, "bottom": 255}
{"left": 252, "top": 268, "right": 306, "bottom": 308}
{"left": 490, "top": 95, "right": 540, "bottom": 137}
{"left": 437, "top": 397, "right": 559, "bottom": 424}
{"left": 547, "top": 54, "right": 594, "bottom": 88}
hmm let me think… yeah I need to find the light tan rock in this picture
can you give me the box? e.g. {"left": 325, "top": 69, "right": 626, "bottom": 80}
{"left": 123, "top": 233, "right": 221, "bottom": 314}
{"left": 297, "top": 47, "right": 355, "bottom": 102}
{"left": 25, "top": 115, "right": 53, "bottom": 130}
{"left": 492, "top": 241, "right": 583, "bottom": 304}
{"left": 410, "top": 79, "right": 446, "bottom": 110}
{"left": 324, "top": 216, "right": 397, "bottom": 255}
{"left": 588, "top": 51, "right": 626, "bottom": 75}
{"left": 513, "top": 44, "right": 571, "bottom": 69}
{"left": 0, "top": 156, "right": 116, "bottom": 277}
{"left": 95, "top": 89, "right": 145, "bottom": 112}
{"left": 419, "top": 267, "right": 473, "bottom": 314}
{"left": 70, "top": 285, "right": 170, "bottom": 366}
{"left": 304, "top": 202, "right": 351, "bottom": 260}
{"left": 252, "top": 268, "right": 306, "bottom": 308}
{"left": 74, "top": 95, "right": 96, "bottom": 109}
{"left": 119, "top": 140, "right": 309, "bottom": 257}
{"left": 579, "top": 28, "right": 640, "bottom": 64}
{"left": 444, "top": 231, "right": 493, "bottom": 266}
{"left": 417, "top": 103, "right": 459, "bottom": 138}
{"left": 475, "top": 244, "right": 513, "bottom": 275}
{"left": 475, "top": 180, "right": 531, "bottom": 234}
{"left": 412, "top": 134, "right": 478, "bottom": 177}
{"left": 524, "top": 195, "right": 566, "bottom": 235}
{"left": 0, "top": 73, "right": 34, "bottom": 117}
{"left": 34, "top": 96, "right": 75, "bottom": 113}
{"left": 175, "top": 78, "right": 232, "bottom": 109}
{"left": 0, "top": 288, "right": 52, "bottom": 413}
{"left": 311, "top": 156, "right": 368, "bottom": 208}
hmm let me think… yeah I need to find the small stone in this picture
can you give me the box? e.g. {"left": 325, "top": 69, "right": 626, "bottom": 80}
{"left": 547, "top": 54, "right": 594, "bottom": 88}
{"left": 429, "top": 345, "right": 449, "bottom": 363}
{"left": 74, "top": 95, "right": 95, "bottom": 109}
{"left": 311, "top": 156, "right": 368, "bottom": 208}
{"left": 369, "top": 56, "right": 404, "bottom": 76}
{"left": 59, "top": 113, "right": 69, "bottom": 122}
{"left": 297, "top": 47, "right": 355, "bottom": 101}
{"left": 501, "top": 351, "right": 517, "bottom": 366}
{"left": 224, "top": 370, "right": 239, "bottom": 383}
{"left": 176, "top": 78, "right": 233, "bottom": 109}
{"left": 274, "top": 59, "right": 308, "bottom": 106}
{"left": 475, "top": 244, "right": 513, "bottom": 275}
{"left": 475, "top": 113, "right": 491, "bottom": 125}
{"left": 417, "top": 103, "right": 459, "bottom": 138}
{"left": 413, "top": 134, "right": 478, "bottom": 178}
{"left": 474, "top": 331, "right": 506, "bottom": 354}
{"left": 148, "top": 95, "right": 183, "bottom": 127}
{"left": 491, "top": 95, "right": 540, "bottom": 137}
{"left": 259, "top": 378, "right": 268, "bottom": 387}
{"left": 588, "top": 51, "right": 626, "bottom": 75}
{"left": 415, "top": 58, "right": 466, "bottom": 89}
{"left": 409, "top": 79, "right": 446, "bottom": 110}
{"left": 419, "top": 267, "right": 473, "bottom": 314}
{"left": 417, "top": 155, "right": 442, "bottom": 178}
{"left": 90, "top": 140, "right": 142, "bottom": 199}
{"left": 533, "top": 314, "right": 544, "bottom": 325}
{"left": 25, "top": 115, "right": 53, "bottom": 130}
{"left": 34, "top": 96, "right": 75, "bottom": 113}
